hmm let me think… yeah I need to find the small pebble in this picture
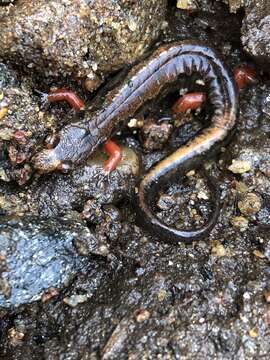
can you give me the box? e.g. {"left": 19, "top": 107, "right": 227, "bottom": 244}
{"left": 262, "top": 168, "right": 270, "bottom": 177}
{"left": 243, "top": 292, "right": 251, "bottom": 300}
{"left": 197, "top": 190, "right": 209, "bottom": 200}
{"left": 211, "top": 242, "right": 227, "bottom": 257}
{"left": 0, "top": 107, "right": 8, "bottom": 120}
{"left": 230, "top": 216, "right": 249, "bottom": 231}
{"left": 228, "top": 0, "right": 242, "bottom": 13}
{"left": 186, "top": 169, "right": 196, "bottom": 177}
{"left": 176, "top": 0, "right": 198, "bottom": 10}
{"left": 128, "top": 118, "right": 139, "bottom": 128}
{"left": 134, "top": 309, "right": 150, "bottom": 323}
{"left": 264, "top": 290, "right": 270, "bottom": 303}
{"left": 142, "top": 122, "right": 172, "bottom": 151}
{"left": 157, "top": 194, "right": 175, "bottom": 210}
{"left": 157, "top": 289, "right": 167, "bottom": 302}
{"left": 63, "top": 294, "right": 88, "bottom": 307}
{"left": 238, "top": 193, "right": 262, "bottom": 216}
{"left": 0, "top": 128, "right": 13, "bottom": 141}
{"left": 0, "top": 169, "right": 9, "bottom": 182}
{"left": 253, "top": 249, "right": 265, "bottom": 259}
{"left": 128, "top": 19, "right": 137, "bottom": 32}
{"left": 228, "top": 160, "right": 252, "bottom": 174}
{"left": 8, "top": 327, "right": 25, "bottom": 341}
{"left": 84, "top": 75, "right": 102, "bottom": 92}
{"left": 248, "top": 328, "right": 258, "bottom": 338}
{"left": 0, "top": 278, "right": 11, "bottom": 299}
{"left": 41, "top": 287, "right": 59, "bottom": 303}
{"left": 234, "top": 181, "right": 249, "bottom": 193}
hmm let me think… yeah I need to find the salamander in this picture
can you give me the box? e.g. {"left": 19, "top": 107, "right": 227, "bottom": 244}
{"left": 32, "top": 41, "right": 238, "bottom": 243}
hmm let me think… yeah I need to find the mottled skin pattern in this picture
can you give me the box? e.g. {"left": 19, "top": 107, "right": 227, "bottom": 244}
{"left": 32, "top": 41, "right": 238, "bottom": 243}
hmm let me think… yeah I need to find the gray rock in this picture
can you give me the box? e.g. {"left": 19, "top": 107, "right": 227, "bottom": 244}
{"left": 0, "top": 216, "right": 97, "bottom": 308}
{"left": 0, "top": 0, "right": 167, "bottom": 88}
{"left": 242, "top": 0, "right": 270, "bottom": 67}
{"left": 29, "top": 146, "right": 140, "bottom": 218}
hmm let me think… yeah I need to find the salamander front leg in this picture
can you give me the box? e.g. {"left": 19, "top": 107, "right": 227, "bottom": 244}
{"left": 103, "top": 139, "right": 123, "bottom": 174}
{"left": 35, "top": 89, "right": 85, "bottom": 111}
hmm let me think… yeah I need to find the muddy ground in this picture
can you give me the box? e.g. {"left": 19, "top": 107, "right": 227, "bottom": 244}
{"left": 0, "top": 1, "right": 269, "bottom": 359}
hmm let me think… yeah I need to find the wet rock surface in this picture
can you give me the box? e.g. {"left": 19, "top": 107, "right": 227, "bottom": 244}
{"left": 28, "top": 146, "right": 140, "bottom": 218}
{"left": 0, "top": 1, "right": 270, "bottom": 359}
{"left": 0, "top": 216, "right": 104, "bottom": 309}
{"left": 242, "top": 0, "right": 270, "bottom": 67}
{"left": 0, "top": 61, "right": 84, "bottom": 184}
{"left": 0, "top": 0, "right": 167, "bottom": 89}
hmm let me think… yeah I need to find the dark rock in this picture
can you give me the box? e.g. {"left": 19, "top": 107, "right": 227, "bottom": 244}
{"left": 0, "top": 61, "right": 60, "bottom": 185}
{"left": 0, "top": 216, "right": 102, "bottom": 309}
{"left": 0, "top": 0, "right": 167, "bottom": 88}
{"left": 242, "top": 0, "right": 270, "bottom": 67}
{"left": 29, "top": 146, "right": 140, "bottom": 218}
{"left": 141, "top": 121, "right": 173, "bottom": 152}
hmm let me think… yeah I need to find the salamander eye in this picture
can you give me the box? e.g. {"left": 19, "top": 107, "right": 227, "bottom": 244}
{"left": 44, "top": 134, "right": 60, "bottom": 149}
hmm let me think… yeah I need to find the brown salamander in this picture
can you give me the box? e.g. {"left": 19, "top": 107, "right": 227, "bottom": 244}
{"left": 32, "top": 41, "right": 238, "bottom": 243}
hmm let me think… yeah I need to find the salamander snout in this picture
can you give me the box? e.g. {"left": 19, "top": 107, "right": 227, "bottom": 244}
{"left": 32, "top": 148, "right": 61, "bottom": 173}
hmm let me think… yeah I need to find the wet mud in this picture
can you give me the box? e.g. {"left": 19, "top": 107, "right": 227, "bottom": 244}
{"left": 0, "top": 1, "right": 269, "bottom": 359}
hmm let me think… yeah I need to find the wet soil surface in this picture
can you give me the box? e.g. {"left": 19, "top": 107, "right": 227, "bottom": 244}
{"left": 0, "top": 0, "right": 167, "bottom": 90}
{"left": 0, "top": 1, "right": 270, "bottom": 359}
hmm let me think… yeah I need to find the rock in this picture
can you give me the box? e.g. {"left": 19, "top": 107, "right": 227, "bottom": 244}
{"left": 134, "top": 308, "right": 150, "bottom": 323}
{"left": 0, "top": 216, "right": 100, "bottom": 308}
{"left": 242, "top": 0, "right": 270, "bottom": 67}
{"left": 141, "top": 121, "right": 173, "bottom": 152}
{"left": 29, "top": 146, "right": 140, "bottom": 218}
{"left": 0, "top": 63, "right": 46, "bottom": 135}
{"left": 228, "top": 160, "right": 252, "bottom": 174}
{"left": 0, "top": 62, "right": 62, "bottom": 184}
{"left": 63, "top": 294, "right": 88, "bottom": 308}
{"left": 176, "top": 0, "right": 198, "bottom": 11}
{"left": 238, "top": 192, "right": 262, "bottom": 217}
{"left": 211, "top": 241, "right": 227, "bottom": 257}
{"left": 227, "top": 0, "right": 244, "bottom": 13}
{"left": 0, "top": 0, "right": 167, "bottom": 88}
{"left": 230, "top": 216, "right": 249, "bottom": 231}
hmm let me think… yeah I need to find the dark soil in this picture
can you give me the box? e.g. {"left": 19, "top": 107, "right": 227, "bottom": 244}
{"left": 0, "top": 1, "right": 269, "bottom": 359}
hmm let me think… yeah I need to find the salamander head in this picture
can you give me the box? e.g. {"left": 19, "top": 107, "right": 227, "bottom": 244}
{"left": 32, "top": 125, "right": 93, "bottom": 173}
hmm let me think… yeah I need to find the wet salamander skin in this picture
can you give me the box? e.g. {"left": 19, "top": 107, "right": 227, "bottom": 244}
{"left": 32, "top": 41, "right": 238, "bottom": 243}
